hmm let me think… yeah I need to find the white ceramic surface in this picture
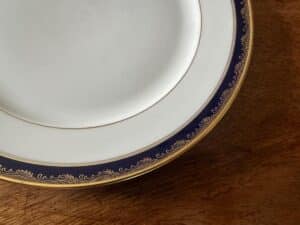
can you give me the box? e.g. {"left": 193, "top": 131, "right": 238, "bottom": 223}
{"left": 0, "top": 0, "right": 236, "bottom": 165}
{"left": 0, "top": 0, "right": 200, "bottom": 128}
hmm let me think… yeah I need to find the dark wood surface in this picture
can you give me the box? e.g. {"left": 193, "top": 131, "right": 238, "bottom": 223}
{"left": 1, "top": 1, "right": 300, "bottom": 224}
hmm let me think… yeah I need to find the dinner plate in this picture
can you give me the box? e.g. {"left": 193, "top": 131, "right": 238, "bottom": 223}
{"left": 0, "top": 0, "right": 253, "bottom": 188}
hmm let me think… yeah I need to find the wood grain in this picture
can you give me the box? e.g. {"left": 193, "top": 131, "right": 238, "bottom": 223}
{"left": 0, "top": 0, "right": 300, "bottom": 224}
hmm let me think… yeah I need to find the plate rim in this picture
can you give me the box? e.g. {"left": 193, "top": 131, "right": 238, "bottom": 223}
{"left": 0, "top": 0, "right": 253, "bottom": 188}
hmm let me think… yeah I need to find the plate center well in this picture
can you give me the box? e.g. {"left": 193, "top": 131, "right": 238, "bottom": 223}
{"left": 0, "top": 0, "right": 201, "bottom": 128}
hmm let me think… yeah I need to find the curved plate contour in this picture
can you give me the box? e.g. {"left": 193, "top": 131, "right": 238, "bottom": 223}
{"left": 0, "top": 0, "right": 253, "bottom": 188}
{"left": 0, "top": 0, "right": 201, "bottom": 129}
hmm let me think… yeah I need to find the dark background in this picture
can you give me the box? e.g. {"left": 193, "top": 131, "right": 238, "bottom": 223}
{"left": 0, "top": 1, "right": 300, "bottom": 224}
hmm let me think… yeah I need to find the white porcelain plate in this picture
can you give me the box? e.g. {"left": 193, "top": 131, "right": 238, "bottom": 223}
{"left": 0, "top": 0, "right": 253, "bottom": 188}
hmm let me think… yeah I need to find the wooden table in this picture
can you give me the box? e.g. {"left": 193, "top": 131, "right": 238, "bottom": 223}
{"left": 1, "top": 1, "right": 299, "bottom": 224}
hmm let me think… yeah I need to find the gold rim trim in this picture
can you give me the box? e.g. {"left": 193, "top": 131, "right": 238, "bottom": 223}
{"left": 0, "top": 0, "right": 254, "bottom": 189}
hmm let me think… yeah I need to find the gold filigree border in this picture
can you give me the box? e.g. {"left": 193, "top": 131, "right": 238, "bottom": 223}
{"left": 0, "top": 0, "right": 253, "bottom": 188}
